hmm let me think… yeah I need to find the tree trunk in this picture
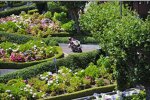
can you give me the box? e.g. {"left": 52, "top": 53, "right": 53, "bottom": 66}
{"left": 72, "top": 9, "right": 81, "bottom": 34}
{"left": 145, "top": 86, "right": 150, "bottom": 100}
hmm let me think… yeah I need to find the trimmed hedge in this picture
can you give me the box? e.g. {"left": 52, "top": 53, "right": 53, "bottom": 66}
{"left": 12, "top": 1, "right": 27, "bottom": 7}
{"left": 0, "top": 31, "right": 33, "bottom": 44}
{"left": 0, "top": 4, "right": 36, "bottom": 18}
{"left": 0, "top": 46, "right": 63, "bottom": 69}
{"left": 47, "top": 36, "right": 99, "bottom": 44}
{"left": 0, "top": 31, "right": 59, "bottom": 46}
{"left": 0, "top": 50, "right": 101, "bottom": 83}
{"left": 42, "top": 84, "right": 116, "bottom": 100}
{"left": 0, "top": 31, "right": 97, "bottom": 44}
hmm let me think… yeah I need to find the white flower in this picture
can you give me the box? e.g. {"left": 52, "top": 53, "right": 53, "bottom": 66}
{"left": 34, "top": 45, "right": 37, "bottom": 48}
{"left": 42, "top": 94, "right": 46, "bottom": 98}
{"left": 5, "top": 90, "right": 11, "bottom": 93}
{"left": 46, "top": 75, "right": 49, "bottom": 78}
{"left": 47, "top": 80, "right": 53, "bottom": 85}
{"left": 48, "top": 72, "right": 53, "bottom": 76}
{"left": 58, "top": 70, "right": 62, "bottom": 73}
{"left": 33, "top": 93, "right": 37, "bottom": 96}
{"left": 30, "top": 91, "right": 33, "bottom": 94}
{"left": 9, "top": 94, "right": 13, "bottom": 97}
{"left": 45, "top": 78, "right": 48, "bottom": 81}
{"left": 62, "top": 73, "right": 65, "bottom": 76}
{"left": 40, "top": 77, "right": 46, "bottom": 80}
{"left": 26, "top": 84, "right": 31, "bottom": 88}
{"left": 40, "top": 74, "right": 42, "bottom": 77}
{"left": 81, "top": 70, "right": 84, "bottom": 72}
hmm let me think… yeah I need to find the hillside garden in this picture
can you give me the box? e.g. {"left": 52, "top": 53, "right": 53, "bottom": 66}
{"left": 0, "top": 1, "right": 149, "bottom": 100}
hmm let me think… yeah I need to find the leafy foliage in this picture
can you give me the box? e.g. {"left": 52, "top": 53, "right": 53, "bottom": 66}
{"left": 80, "top": 1, "right": 150, "bottom": 91}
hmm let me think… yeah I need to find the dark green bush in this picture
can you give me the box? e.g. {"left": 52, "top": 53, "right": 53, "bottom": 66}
{"left": 12, "top": 1, "right": 26, "bottom": 7}
{"left": 27, "top": 9, "right": 38, "bottom": 14}
{"left": 0, "top": 31, "right": 59, "bottom": 46}
{"left": 0, "top": 1, "right": 6, "bottom": 8}
{"left": 0, "top": 4, "right": 36, "bottom": 17}
{"left": 0, "top": 31, "right": 33, "bottom": 44}
{"left": 0, "top": 50, "right": 101, "bottom": 83}
{"left": 80, "top": 2, "right": 150, "bottom": 98}
{"left": 47, "top": 2, "right": 67, "bottom": 14}
{"left": 61, "top": 20, "right": 75, "bottom": 31}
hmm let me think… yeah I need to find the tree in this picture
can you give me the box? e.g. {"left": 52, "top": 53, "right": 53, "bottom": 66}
{"left": 60, "top": 1, "right": 86, "bottom": 34}
{"left": 33, "top": 1, "right": 48, "bottom": 14}
{"left": 80, "top": 2, "right": 150, "bottom": 99}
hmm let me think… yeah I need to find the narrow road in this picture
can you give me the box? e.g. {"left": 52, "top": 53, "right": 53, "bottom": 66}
{"left": 0, "top": 43, "right": 100, "bottom": 76}
{"left": 59, "top": 43, "right": 100, "bottom": 56}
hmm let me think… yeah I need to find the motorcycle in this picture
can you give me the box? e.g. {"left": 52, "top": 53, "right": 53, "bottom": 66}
{"left": 69, "top": 40, "right": 82, "bottom": 53}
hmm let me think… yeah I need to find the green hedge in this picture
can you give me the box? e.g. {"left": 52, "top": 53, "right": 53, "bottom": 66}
{"left": 0, "top": 31, "right": 59, "bottom": 46}
{"left": 0, "top": 31, "right": 97, "bottom": 44}
{"left": 0, "top": 4, "right": 36, "bottom": 18}
{"left": 0, "top": 31, "right": 33, "bottom": 44}
{"left": 47, "top": 36, "right": 99, "bottom": 44}
{"left": 12, "top": 1, "right": 26, "bottom": 7}
{"left": 42, "top": 84, "right": 116, "bottom": 100}
{"left": 0, "top": 46, "right": 63, "bottom": 69}
{"left": 0, "top": 50, "right": 101, "bottom": 83}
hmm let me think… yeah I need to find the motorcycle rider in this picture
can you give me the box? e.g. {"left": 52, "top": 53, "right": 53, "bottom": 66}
{"left": 68, "top": 37, "right": 82, "bottom": 52}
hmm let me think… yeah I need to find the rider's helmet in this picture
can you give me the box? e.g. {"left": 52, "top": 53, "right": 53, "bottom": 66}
{"left": 68, "top": 37, "right": 72, "bottom": 41}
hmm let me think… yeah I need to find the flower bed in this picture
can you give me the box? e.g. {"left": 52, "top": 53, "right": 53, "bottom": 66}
{"left": 0, "top": 11, "right": 74, "bottom": 38}
{"left": 0, "top": 40, "right": 59, "bottom": 62}
{"left": 0, "top": 59, "right": 115, "bottom": 99}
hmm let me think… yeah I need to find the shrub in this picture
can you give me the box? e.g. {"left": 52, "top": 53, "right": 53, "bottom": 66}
{"left": 0, "top": 4, "right": 36, "bottom": 17}
{"left": 85, "top": 63, "right": 100, "bottom": 79}
{"left": 61, "top": 20, "right": 75, "bottom": 31}
{"left": 44, "top": 11, "right": 52, "bottom": 19}
{"left": 12, "top": 1, "right": 26, "bottom": 7}
{"left": 28, "top": 9, "right": 39, "bottom": 15}
{"left": 52, "top": 12, "right": 67, "bottom": 23}
{"left": 47, "top": 2, "right": 67, "bottom": 13}
{"left": 80, "top": 1, "right": 150, "bottom": 98}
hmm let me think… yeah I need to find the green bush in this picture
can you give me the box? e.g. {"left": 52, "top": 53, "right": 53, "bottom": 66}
{"left": 0, "top": 31, "right": 58, "bottom": 46}
{"left": 27, "top": 9, "right": 38, "bottom": 14}
{"left": 44, "top": 11, "right": 52, "bottom": 19}
{"left": 12, "top": 1, "right": 26, "bottom": 7}
{"left": 80, "top": 1, "right": 150, "bottom": 95}
{"left": 0, "top": 4, "right": 36, "bottom": 17}
{"left": 85, "top": 63, "right": 100, "bottom": 79}
{"left": 0, "top": 1, "right": 6, "bottom": 8}
{"left": 47, "top": 2, "right": 67, "bottom": 13}
{"left": 61, "top": 20, "right": 75, "bottom": 31}
{"left": 0, "top": 50, "right": 101, "bottom": 83}
{"left": 53, "top": 12, "right": 67, "bottom": 23}
{"left": 0, "top": 31, "right": 33, "bottom": 44}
